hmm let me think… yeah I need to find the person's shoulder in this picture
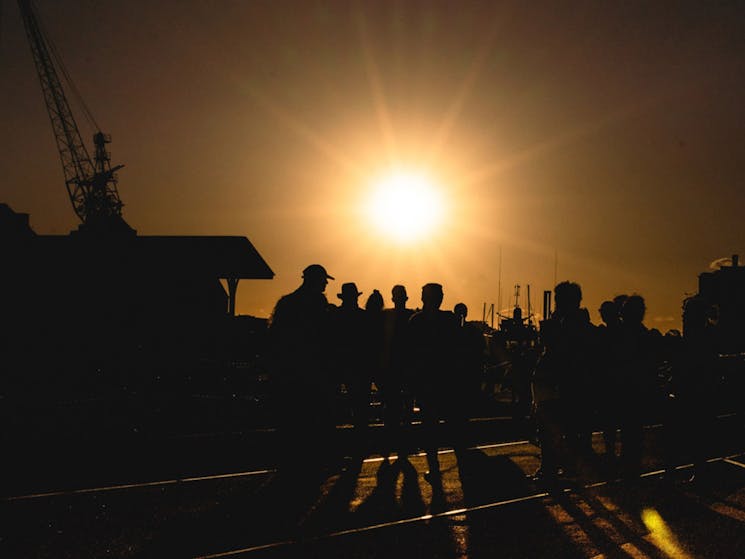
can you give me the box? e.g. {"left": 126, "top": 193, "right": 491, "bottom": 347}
{"left": 465, "top": 321, "right": 484, "bottom": 334}
{"left": 269, "top": 291, "right": 296, "bottom": 326}
{"left": 396, "top": 309, "right": 414, "bottom": 324}
{"left": 564, "top": 309, "right": 592, "bottom": 331}
{"left": 441, "top": 309, "right": 457, "bottom": 321}
{"left": 540, "top": 316, "right": 561, "bottom": 333}
{"left": 272, "top": 292, "right": 294, "bottom": 312}
{"left": 640, "top": 325, "right": 659, "bottom": 342}
{"left": 438, "top": 310, "right": 458, "bottom": 328}
{"left": 276, "top": 290, "right": 293, "bottom": 302}
{"left": 277, "top": 287, "right": 302, "bottom": 303}
{"left": 395, "top": 307, "right": 414, "bottom": 317}
{"left": 409, "top": 310, "right": 424, "bottom": 323}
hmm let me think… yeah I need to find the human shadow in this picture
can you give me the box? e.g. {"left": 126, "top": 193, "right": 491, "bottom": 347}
{"left": 456, "top": 448, "right": 533, "bottom": 505}
{"left": 296, "top": 456, "right": 365, "bottom": 534}
{"left": 398, "top": 457, "right": 427, "bottom": 516}
{"left": 354, "top": 458, "right": 401, "bottom": 521}
{"left": 452, "top": 448, "right": 589, "bottom": 558}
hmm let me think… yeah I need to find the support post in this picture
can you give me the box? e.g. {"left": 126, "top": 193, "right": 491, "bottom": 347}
{"left": 227, "top": 277, "right": 239, "bottom": 316}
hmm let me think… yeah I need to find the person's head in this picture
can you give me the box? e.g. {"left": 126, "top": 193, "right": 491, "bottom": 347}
{"left": 421, "top": 283, "right": 444, "bottom": 310}
{"left": 365, "top": 289, "right": 384, "bottom": 312}
{"left": 554, "top": 281, "right": 582, "bottom": 313}
{"left": 454, "top": 302, "right": 468, "bottom": 325}
{"left": 391, "top": 284, "right": 408, "bottom": 309}
{"left": 337, "top": 282, "right": 362, "bottom": 306}
{"left": 620, "top": 294, "right": 646, "bottom": 326}
{"left": 302, "top": 264, "right": 333, "bottom": 293}
{"left": 599, "top": 300, "right": 619, "bottom": 326}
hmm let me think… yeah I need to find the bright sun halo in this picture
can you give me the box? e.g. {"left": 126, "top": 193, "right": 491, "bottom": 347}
{"left": 365, "top": 171, "right": 445, "bottom": 243}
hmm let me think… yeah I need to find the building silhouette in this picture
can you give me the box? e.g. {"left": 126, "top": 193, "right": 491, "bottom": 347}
{"left": 2, "top": 203, "right": 273, "bottom": 395}
{"left": 691, "top": 254, "right": 745, "bottom": 352}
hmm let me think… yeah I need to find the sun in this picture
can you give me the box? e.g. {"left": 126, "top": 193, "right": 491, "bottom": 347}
{"left": 364, "top": 170, "right": 446, "bottom": 243}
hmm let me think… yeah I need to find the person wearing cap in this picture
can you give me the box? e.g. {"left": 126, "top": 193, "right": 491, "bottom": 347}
{"left": 330, "top": 282, "right": 371, "bottom": 453}
{"left": 268, "top": 264, "right": 336, "bottom": 466}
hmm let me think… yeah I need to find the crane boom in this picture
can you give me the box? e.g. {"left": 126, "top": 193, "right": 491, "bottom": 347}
{"left": 18, "top": 0, "right": 130, "bottom": 231}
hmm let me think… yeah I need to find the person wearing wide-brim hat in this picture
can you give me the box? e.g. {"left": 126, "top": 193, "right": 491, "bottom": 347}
{"left": 337, "top": 282, "right": 363, "bottom": 302}
{"left": 332, "top": 281, "right": 370, "bottom": 449}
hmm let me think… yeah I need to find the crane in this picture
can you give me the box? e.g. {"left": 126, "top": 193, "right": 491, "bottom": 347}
{"left": 18, "top": 0, "right": 133, "bottom": 234}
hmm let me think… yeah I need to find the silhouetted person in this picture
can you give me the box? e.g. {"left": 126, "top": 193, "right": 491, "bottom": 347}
{"left": 453, "top": 303, "right": 485, "bottom": 414}
{"left": 409, "top": 283, "right": 460, "bottom": 483}
{"left": 502, "top": 306, "right": 530, "bottom": 343}
{"left": 615, "top": 294, "right": 657, "bottom": 478}
{"left": 666, "top": 295, "right": 719, "bottom": 482}
{"left": 502, "top": 306, "right": 537, "bottom": 418}
{"left": 364, "top": 289, "right": 386, "bottom": 429}
{"left": 332, "top": 282, "right": 371, "bottom": 451}
{"left": 599, "top": 300, "right": 621, "bottom": 328}
{"left": 454, "top": 302, "right": 467, "bottom": 327}
{"left": 268, "top": 264, "right": 335, "bottom": 468}
{"left": 612, "top": 294, "right": 629, "bottom": 316}
{"left": 596, "top": 298, "right": 624, "bottom": 462}
{"left": 365, "top": 289, "right": 384, "bottom": 313}
{"left": 532, "top": 281, "right": 594, "bottom": 483}
{"left": 379, "top": 284, "right": 415, "bottom": 458}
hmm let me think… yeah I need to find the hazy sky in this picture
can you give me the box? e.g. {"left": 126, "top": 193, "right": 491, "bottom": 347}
{"left": 2, "top": 1, "right": 745, "bottom": 329}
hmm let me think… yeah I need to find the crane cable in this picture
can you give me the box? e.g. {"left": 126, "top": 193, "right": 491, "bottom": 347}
{"left": 0, "top": 2, "right": 4, "bottom": 67}
{"left": 30, "top": 0, "right": 101, "bottom": 134}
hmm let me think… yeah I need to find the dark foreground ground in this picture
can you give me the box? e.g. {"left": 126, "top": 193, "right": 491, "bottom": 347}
{"left": 3, "top": 401, "right": 745, "bottom": 559}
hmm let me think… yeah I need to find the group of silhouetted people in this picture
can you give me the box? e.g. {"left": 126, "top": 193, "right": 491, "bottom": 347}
{"left": 531, "top": 282, "right": 719, "bottom": 484}
{"left": 532, "top": 284, "right": 659, "bottom": 482}
{"left": 269, "top": 265, "right": 720, "bottom": 486}
{"left": 268, "top": 264, "right": 484, "bottom": 482}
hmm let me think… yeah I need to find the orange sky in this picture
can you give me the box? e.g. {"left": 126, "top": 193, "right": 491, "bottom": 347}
{"left": 3, "top": 1, "right": 745, "bottom": 331}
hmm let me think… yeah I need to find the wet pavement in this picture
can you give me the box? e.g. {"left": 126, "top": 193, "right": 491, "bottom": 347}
{"left": 4, "top": 413, "right": 745, "bottom": 558}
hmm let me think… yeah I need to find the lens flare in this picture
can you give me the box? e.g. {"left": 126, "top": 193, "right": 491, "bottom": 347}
{"left": 642, "top": 508, "right": 691, "bottom": 558}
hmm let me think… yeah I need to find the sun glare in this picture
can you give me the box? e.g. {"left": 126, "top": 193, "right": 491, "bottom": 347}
{"left": 365, "top": 171, "right": 445, "bottom": 243}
